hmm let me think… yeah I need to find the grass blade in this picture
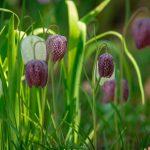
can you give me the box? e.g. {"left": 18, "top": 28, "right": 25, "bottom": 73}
{"left": 81, "top": 0, "right": 111, "bottom": 24}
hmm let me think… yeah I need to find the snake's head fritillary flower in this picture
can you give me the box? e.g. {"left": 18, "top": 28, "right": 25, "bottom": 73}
{"left": 46, "top": 35, "right": 67, "bottom": 63}
{"left": 98, "top": 53, "right": 114, "bottom": 78}
{"left": 102, "top": 80, "right": 115, "bottom": 103}
{"left": 25, "top": 60, "right": 48, "bottom": 88}
{"left": 102, "top": 79, "right": 129, "bottom": 103}
{"left": 132, "top": 18, "right": 150, "bottom": 49}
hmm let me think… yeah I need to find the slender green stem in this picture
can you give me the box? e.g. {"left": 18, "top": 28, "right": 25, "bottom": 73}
{"left": 86, "top": 31, "right": 122, "bottom": 46}
{"left": 125, "top": 0, "right": 130, "bottom": 25}
{"left": 114, "top": 79, "right": 119, "bottom": 149}
{"left": 92, "top": 75, "right": 101, "bottom": 149}
{"left": 95, "top": 77, "right": 101, "bottom": 95}
{"left": 0, "top": 1, "right": 6, "bottom": 28}
{"left": 0, "top": 8, "right": 20, "bottom": 28}
{"left": 50, "top": 61, "right": 61, "bottom": 143}
{"left": 114, "top": 109, "right": 119, "bottom": 149}
{"left": 50, "top": 62, "right": 56, "bottom": 118}
{"left": 20, "top": 0, "right": 26, "bottom": 30}
{"left": 83, "top": 66, "right": 92, "bottom": 86}
{"left": 41, "top": 88, "right": 46, "bottom": 145}
{"left": 119, "top": 35, "right": 124, "bottom": 103}
{"left": 91, "top": 49, "right": 99, "bottom": 149}
{"left": 123, "top": 39, "right": 145, "bottom": 104}
{"left": 91, "top": 25, "right": 100, "bottom": 149}
{"left": 92, "top": 87, "right": 96, "bottom": 149}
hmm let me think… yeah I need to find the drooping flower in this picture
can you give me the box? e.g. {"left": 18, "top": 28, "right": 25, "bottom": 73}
{"left": 102, "top": 80, "right": 115, "bottom": 103}
{"left": 102, "top": 79, "right": 129, "bottom": 103}
{"left": 25, "top": 60, "right": 48, "bottom": 88}
{"left": 98, "top": 53, "right": 114, "bottom": 78}
{"left": 132, "top": 18, "right": 150, "bottom": 49}
{"left": 46, "top": 35, "right": 67, "bottom": 63}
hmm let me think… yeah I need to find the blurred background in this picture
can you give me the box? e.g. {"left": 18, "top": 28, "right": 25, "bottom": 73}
{"left": 1, "top": 0, "right": 150, "bottom": 33}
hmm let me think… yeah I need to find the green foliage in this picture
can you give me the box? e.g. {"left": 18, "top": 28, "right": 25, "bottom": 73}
{"left": 0, "top": 0, "right": 148, "bottom": 149}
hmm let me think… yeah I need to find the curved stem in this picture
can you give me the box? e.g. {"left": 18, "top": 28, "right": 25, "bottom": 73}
{"left": 45, "top": 24, "right": 60, "bottom": 36}
{"left": 0, "top": 8, "right": 20, "bottom": 28}
{"left": 86, "top": 31, "right": 122, "bottom": 46}
{"left": 86, "top": 31, "right": 145, "bottom": 104}
{"left": 91, "top": 50, "right": 98, "bottom": 149}
{"left": 31, "top": 27, "right": 55, "bottom": 36}
{"left": 123, "top": 39, "right": 145, "bottom": 104}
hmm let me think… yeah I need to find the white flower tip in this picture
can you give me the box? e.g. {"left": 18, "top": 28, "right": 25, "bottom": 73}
{"left": 21, "top": 35, "right": 46, "bottom": 64}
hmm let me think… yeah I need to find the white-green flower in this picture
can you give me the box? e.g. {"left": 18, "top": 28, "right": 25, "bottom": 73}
{"left": 21, "top": 35, "right": 46, "bottom": 64}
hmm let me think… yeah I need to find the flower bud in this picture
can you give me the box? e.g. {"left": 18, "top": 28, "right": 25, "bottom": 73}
{"left": 46, "top": 35, "right": 67, "bottom": 63}
{"left": 102, "top": 80, "right": 115, "bottom": 103}
{"left": 102, "top": 79, "right": 129, "bottom": 103}
{"left": 25, "top": 60, "right": 48, "bottom": 88}
{"left": 98, "top": 53, "right": 114, "bottom": 78}
{"left": 132, "top": 18, "right": 150, "bottom": 49}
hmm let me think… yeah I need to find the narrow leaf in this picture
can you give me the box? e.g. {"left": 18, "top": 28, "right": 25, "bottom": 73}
{"left": 81, "top": 0, "right": 111, "bottom": 24}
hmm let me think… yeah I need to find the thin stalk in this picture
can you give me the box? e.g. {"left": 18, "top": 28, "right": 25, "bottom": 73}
{"left": 0, "top": 8, "right": 20, "bottom": 28}
{"left": 114, "top": 108, "right": 119, "bottom": 150}
{"left": 0, "top": 1, "right": 6, "bottom": 28}
{"left": 86, "top": 31, "right": 122, "bottom": 46}
{"left": 123, "top": 39, "right": 145, "bottom": 104}
{"left": 119, "top": 37, "right": 123, "bottom": 103}
{"left": 91, "top": 27, "right": 109, "bottom": 148}
{"left": 91, "top": 49, "right": 99, "bottom": 149}
{"left": 50, "top": 62, "right": 56, "bottom": 119}
{"left": 114, "top": 79, "right": 119, "bottom": 149}
{"left": 125, "top": 0, "right": 130, "bottom": 25}
{"left": 27, "top": 84, "right": 30, "bottom": 128}
{"left": 49, "top": 61, "right": 61, "bottom": 143}
{"left": 83, "top": 66, "right": 92, "bottom": 85}
{"left": 92, "top": 88, "right": 96, "bottom": 149}
{"left": 21, "top": 85, "right": 26, "bottom": 125}
{"left": 95, "top": 77, "right": 101, "bottom": 96}
{"left": 41, "top": 88, "right": 46, "bottom": 145}
{"left": 46, "top": 100, "right": 60, "bottom": 145}
{"left": 20, "top": 0, "right": 26, "bottom": 29}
